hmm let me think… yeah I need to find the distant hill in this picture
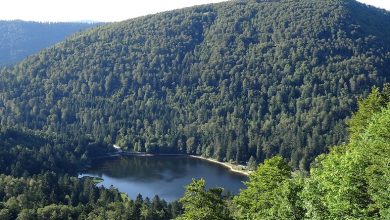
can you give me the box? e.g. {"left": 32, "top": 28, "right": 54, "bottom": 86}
{"left": 0, "top": 20, "right": 98, "bottom": 65}
{"left": 0, "top": 0, "right": 389, "bottom": 169}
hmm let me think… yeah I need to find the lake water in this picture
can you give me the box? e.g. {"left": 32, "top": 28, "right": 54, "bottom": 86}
{"left": 80, "top": 155, "right": 248, "bottom": 202}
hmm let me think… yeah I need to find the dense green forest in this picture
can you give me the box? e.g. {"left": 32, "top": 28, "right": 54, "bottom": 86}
{"left": 1, "top": 0, "right": 389, "bottom": 169}
{"left": 1, "top": 85, "right": 389, "bottom": 219}
{"left": 0, "top": 0, "right": 389, "bottom": 219}
{"left": 0, "top": 128, "right": 182, "bottom": 219}
{"left": 177, "top": 85, "right": 390, "bottom": 219}
{"left": 0, "top": 20, "right": 97, "bottom": 65}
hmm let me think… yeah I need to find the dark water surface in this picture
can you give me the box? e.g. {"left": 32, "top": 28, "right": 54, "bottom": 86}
{"left": 80, "top": 155, "right": 248, "bottom": 202}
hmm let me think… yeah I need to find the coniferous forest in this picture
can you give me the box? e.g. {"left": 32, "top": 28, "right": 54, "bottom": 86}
{"left": 179, "top": 85, "right": 390, "bottom": 219}
{"left": 1, "top": 0, "right": 390, "bottom": 169}
{"left": 1, "top": 86, "right": 389, "bottom": 219}
{"left": 0, "top": 0, "right": 389, "bottom": 219}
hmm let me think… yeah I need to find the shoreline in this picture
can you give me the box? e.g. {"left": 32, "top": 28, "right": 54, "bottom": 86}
{"left": 121, "top": 152, "right": 188, "bottom": 157}
{"left": 91, "top": 151, "right": 252, "bottom": 176}
{"left": 91, "top": 152, "right": 187, "bottom": 159}
{"left": 189, "top": 155, "right": 252, "bottom": 176}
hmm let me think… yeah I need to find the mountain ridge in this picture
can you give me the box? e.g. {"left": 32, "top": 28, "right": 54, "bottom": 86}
{"left": 0, "top": 20, "right": 98, "bottom": 65}
{"left": 0, "top": 0, "right": 389, "bottom": 169}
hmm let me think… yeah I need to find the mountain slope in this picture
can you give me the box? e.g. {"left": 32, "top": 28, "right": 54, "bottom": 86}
{"left": 0, "top": 0, "right": 389, "bottom": 168}
{"left": 0, "top": 20, "right": 97, "bottom": 65}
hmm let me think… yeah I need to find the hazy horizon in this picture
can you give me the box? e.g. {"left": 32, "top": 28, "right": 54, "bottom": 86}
{"left": 0, "top": 0, "right": 226, "bottom": 23}
{"left": 0, "top": 0, "right": 388, "bottom": 23}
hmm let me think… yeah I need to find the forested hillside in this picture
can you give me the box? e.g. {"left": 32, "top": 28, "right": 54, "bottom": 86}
{"left": 1, "top": 86, "right": 388, "bottom": 219}
{"left": 0, "top": 20, "right": 96, "bottom": 65}
{"left": 1, "top": 0, "right": 390, "bottom": 168}
{"left": 0, "top": 127, "right": 182, "bottom": 219}
{"left": 178, "top": 85, "right": 390, "bottom": 219}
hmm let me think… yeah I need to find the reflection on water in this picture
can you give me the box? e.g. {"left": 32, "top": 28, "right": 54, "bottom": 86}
{"left": 80, "top": 155, "right": 247, "bottom": 202}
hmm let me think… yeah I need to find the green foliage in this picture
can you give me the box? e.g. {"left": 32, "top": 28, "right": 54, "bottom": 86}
{"left": 177, "top": 178, "right": 231, "bottom": 220}
{"left": 302, "top": 87, "right": 390, "bottom": 219}
{"left": 1, "top": 0, "right": 390, "bottom": 219}
{"left": 360, "top": 107, "right": 390, "bottom": 218}
{"left": 0, "top": 0, "right": 389, "bottom": 168}
{"left": 348, "top": 84, "right": 390, "bottom": 140}
{"left": 0, "top": 127, "right": 178, "bottom": 219}
{"left": 232, "top": 156, "right": 303, "bottom": 219}
{"left": 0, "top": 126, "right": 116, "bottom": 176}
{"left": 177, "top": 86, "right": 390, "bottom": 220}
{"left": 37, "top": 204, "right": 78, "bottom": 220}
{"left": 247, "top": 155, "right": 257, "bottom": 171}
{"left": 302, "top": 144, "right": 372, "bottom": 219}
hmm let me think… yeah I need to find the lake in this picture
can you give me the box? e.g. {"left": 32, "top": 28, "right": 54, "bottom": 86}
{"left": 80, "top": 155, "right": 248, "bottom": 202}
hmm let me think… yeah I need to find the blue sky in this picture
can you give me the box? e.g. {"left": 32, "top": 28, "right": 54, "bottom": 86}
{"left": 0, "top": 0, "right": 388, "bottom": 22}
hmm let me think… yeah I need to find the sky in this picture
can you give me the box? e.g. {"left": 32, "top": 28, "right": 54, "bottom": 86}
{"left": 0, "top": 0, "right": 388, "bottom": 22}
{"left": 357, "top": 0, "right": 390, "bottom": 11}
{"left": 0, "top": 0, "right": 226, "bottom": 22}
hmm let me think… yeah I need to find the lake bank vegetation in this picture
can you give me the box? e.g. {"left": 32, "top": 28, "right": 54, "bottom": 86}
{"left": 1, "top": 0, "right": 389, "bottom": 171}
{"left": 178, "top": 85, "right": 390, "bottom": 219}
{"left": 0, "top": 128, "right": 183, "bottom": 219}
{"left": 0, "top": 84, "right": 388, "bottom": 219}
{"left": 0, "top": 0, "right": 389, "bottom": 218}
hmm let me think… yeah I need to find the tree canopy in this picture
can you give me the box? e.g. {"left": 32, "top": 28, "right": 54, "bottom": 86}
{"left": 225, "top": 85, "right": 390, "bottom": 219}
{"left": 178, "top": 178, "right": 231, "bottom": 220}
{"left": 0, "top": 0, "right": 389, "bottom": 218}
{"left": 0, "top": 0, "right": 389, "bottom": 169}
